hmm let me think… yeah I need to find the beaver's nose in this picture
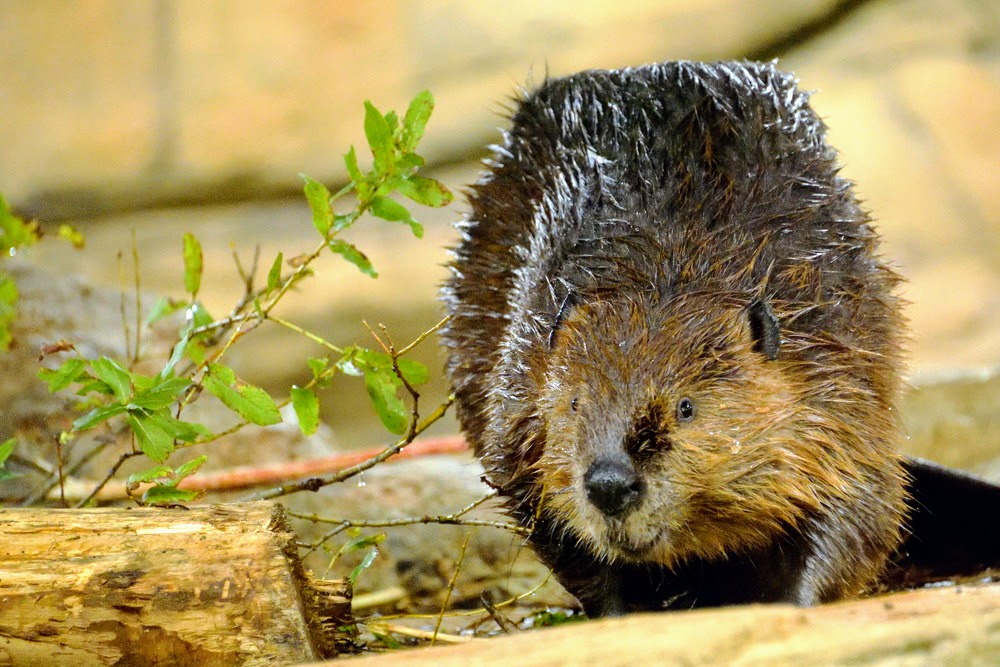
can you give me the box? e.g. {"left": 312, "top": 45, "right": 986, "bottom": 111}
{"left": 584, "top": 456, "right": 644, "bottom": 517}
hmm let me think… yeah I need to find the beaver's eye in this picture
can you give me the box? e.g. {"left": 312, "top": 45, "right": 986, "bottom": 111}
{"left": 676, "top": 397, "right": 696, "bottom": 422}
{"left": 570, "top": 397, "right": 579, "bottom": 412}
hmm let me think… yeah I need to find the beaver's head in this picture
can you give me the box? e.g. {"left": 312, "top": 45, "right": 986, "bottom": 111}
{"left": 532, "top": 292, "right": 894, "bottom": 568}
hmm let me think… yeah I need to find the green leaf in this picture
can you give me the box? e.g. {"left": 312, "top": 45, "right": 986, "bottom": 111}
{"left": 267, "top": 252, "right": 283, "bottom": 291}
{"left": 127, "top": 464, "right": 173, "bottom": 486}
{"left": 127, "top": 412, "right": 176, "bottom": 462}
{"left": 130, "top": 375, "right": 191, "bottom": 411}
{"left": 146, "top": 296, "right": 186, "bottom": 326}
{"left": 91, "top": 357, "right": 133, "bottom": 403}
{"left": 369, "top": 196, "right": 423, "bottom": 238}
{"left": 383, "top": 110, "right": 399, "bottom": 137}
{"left": 327, "top": 239, "right": 377, "bottom": 278}
{"left": 395, "top": 153, "right": 424, "bottom": 172}
{"left": 290, "top": 385, "right": 319, "bottom": 436}
{"left": 396, "top": 358, "right": 429, "bottom": 386}
{"left": 38, "top": 358, "right": 88, "bottom": 393}
{"left": 344, "top": 146, "right": 363, "bottom": 182}
{"left": 400, "top": 90, "right": 434, "bottom": 153}
{"left": 203, "top": 364, "right": 282, "bottom": 426}
{"left": 0, "top": 275, "right": 17, "bottom": 304}
{"left": 363, "top": 101, "right": 394, "bottom": 175}
{"left": 340, "top": 530, "right": 385, "bottom": 553}
{"left": 302, "top": 175, "right": 333, "bottom": 236}
{"left": 307, "top": 357, "right": 329, "bottom": 379}
{"left": 349, "top": 546, "right": 380, "bottom": 585}
{"left": 0, "top": 437, "right": 15, "bottom": 481}
{"left": 125, "top": 411, "right": 206, "bottom": 463}
{"left": 0, "top": 194, "right": 40, "bottom": 254}
{"left": 336, "top": 354, "right": 363, "bottom": 377}
{"left": 174, "top": 454, "right": 208, "bottom": 481}
{"left": 141, "top": 484, "right": 201, "bottom": 506}
{"left": 331, "top": 213, "right": 354, "bottom": 234}
{"left": 208, "top": 362, "right": 236, "bottom": 384}
{"left": 352, "top": 348, "right": 429, "bottom": 386}
{"left": 75, "top": 378, "right": 115, "bottom": 397}
{"left": 182, "top": 233, "right": 203, "bottom": 297}
{"left": 396, "top": 176, "right": 454, "bottom": 208}
{"left": 0, "top": 274, "right": 18, "bottom": 351}
{"left": 158, "top": 413, "right": 210, "bottom": 443}
{"left": 73, "top": 402, "right": 127, "bottom": 431}
{"left": 57, "top": 223, "right": 86, "bottom": 249}
{"left": 364, "top": 367, "right": 407, "bottom": 434}
{"left": 371, "top": 631, "right": 402, "bottom": 650}
{"left": 187, "top": 301, "right": 215, "bottom": 329}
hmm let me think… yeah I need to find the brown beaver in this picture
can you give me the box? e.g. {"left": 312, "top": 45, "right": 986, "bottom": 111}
{"left": 440, "top": 60, "right": 998, "bottom": 616}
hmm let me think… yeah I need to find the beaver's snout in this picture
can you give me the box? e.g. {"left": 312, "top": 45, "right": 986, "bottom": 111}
{"left": 584, "top": 455, "right": 644, "bottom": 517}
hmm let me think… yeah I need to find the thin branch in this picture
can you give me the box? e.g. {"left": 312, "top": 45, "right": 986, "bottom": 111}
{"left": 54, "top": 434, "right": 66, "bottom": 507}
{"left": 367, "top": 622, "right": 470, "bottom": 645}
{"left": 294, "top": 493, "right": 525, "bottom": 556}
{"left": 75, "top": 450, "right": 143, "bottom": 508}
{"left": 743, "top": 0, "right": 871, "bottom": 60}
{"left": 362, "top": 571, "right": 556, "bottom": 625}
{"left": 481, "top": 592, "right": 518, "bottom": 633}
{"left": 232, "top": 244, "right": 260, "bottom": 295}
{"left": 289, "top": 492, "right": 494, "bottom": 526}
{"left": 367, "top": 321, "right": 421, "bottom": 441}
{"left": 20, "top": 431, "right": 117, "bottom": 506}
{"left": 397, "top": 315, "right": 449, "bottom": 357}
{"left": 269, "top": 314, "right": 343, "bottom": 354}
{"left": 117, "top": 250, "right": 131, "bottom": 364}
{"left": 131, "top": 228, "right": 142, "bottom": 365}
{"left": 247, "top": 394, "right": 454, "bottom": 501}
{"left": 432, "top": 532, "right": 470, "bottom": 646}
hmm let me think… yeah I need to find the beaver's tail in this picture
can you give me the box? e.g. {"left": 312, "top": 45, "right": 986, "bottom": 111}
{"left": 886, "top": 456, "right": 1000, "bottom": 588}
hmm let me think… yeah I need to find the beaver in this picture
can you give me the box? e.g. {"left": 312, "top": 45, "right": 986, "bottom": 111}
{"left": 440, "top": 60, "right": 998, "bottom": 616}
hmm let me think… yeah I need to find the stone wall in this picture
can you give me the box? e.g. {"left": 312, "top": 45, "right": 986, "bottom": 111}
{"left": 3, "top": 0, "right": 999, "bottom": 448}
{"left": 3, "top": 1, "right": 901, "bottom": 217}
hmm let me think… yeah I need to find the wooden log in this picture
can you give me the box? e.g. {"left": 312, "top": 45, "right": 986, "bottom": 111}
{"left": 328, "top": 581, "right": 1000, "bottom": 666}
{"left": 0, "top": 502, "right": 353, "bottom": 666}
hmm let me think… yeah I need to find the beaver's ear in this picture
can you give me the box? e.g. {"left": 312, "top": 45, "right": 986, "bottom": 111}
{"left": 748, "top": 300, "right": 780, "bottom": 360}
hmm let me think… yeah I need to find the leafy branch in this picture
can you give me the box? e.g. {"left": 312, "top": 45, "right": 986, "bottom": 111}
{"left": 31, "top": 90, "right": 454, "bottom": 505}
{"left": 0, "top": 195, "right": 83, "bottom": 352}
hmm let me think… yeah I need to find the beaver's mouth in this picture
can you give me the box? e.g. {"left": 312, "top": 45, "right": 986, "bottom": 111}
{"left": 604, "top": 524, "right": 667, "bottom": 560}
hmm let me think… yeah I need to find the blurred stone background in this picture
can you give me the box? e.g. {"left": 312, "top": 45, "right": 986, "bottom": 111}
{"left": 2, "top": 0, "right": 999, "bottom": 451}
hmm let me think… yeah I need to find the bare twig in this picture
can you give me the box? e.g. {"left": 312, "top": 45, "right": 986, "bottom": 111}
{"left": 131, "top": 228, "right": 142, "bottom": 365}
{"left": 117, "top": 249, "right": 131, "bottom": 364}
{"left": 75, "top": 450, "right": 143, "bottom": 508}
{"left": 397, "top": 315, "right": 449, "bottom": 357}
{"left": 294, "top": 492, "right": 526, "bottom": 556}
{"left": 481, "top": 592, "right": 518, "bottom": 633}
{"left": 231, "top": 244, "right": 260, "bottom": 295}
{"left": 247, "top": 394, "right": 455, "bottom": 501}
{"left": 21, "top": 431, "right": 116, "bottom": 506}
{"left": 54, "top": 434, "right": 66, "bottom": 507}
{"left": 367, "top": 622, "right": 471, "bottom": 645}
{"left": 432, "top": 532, "right": 470, "bottom": 646}
{"left": 269, "top": 314, "right": 343, "bottom": 354}
{"left": 365, "top": 572, "right": 555, "bottom": 624}
{"left": 351, "top": 586, "right": 408, "bottom": 611}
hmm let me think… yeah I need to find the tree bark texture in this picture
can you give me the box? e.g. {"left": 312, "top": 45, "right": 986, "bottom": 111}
{"left": 0, "top": 502, "right": 352, "bottom": 666}
{"left": 332, "top": 580, "right": 1000, "bottom": 666}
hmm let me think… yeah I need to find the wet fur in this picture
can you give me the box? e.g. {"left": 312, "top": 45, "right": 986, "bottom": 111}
{"left": 441, "top": 61, "right": 910, "bottom": 615}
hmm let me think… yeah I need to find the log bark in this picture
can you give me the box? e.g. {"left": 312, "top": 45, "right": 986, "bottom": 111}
{"left": 329, "top": 581, "right": 1000, "bottom": 666}
{"left": 0, "top": 502, "right": 353, "bottom": 666}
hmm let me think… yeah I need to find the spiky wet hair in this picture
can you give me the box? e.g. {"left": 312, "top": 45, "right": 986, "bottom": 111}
{"left": 442, "top": 59, "right": 901, "bottom": 493}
